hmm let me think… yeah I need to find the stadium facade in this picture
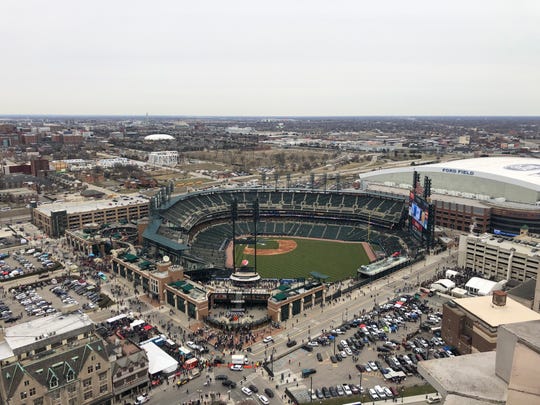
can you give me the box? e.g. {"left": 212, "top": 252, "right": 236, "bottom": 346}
{"left": 359, "top": 157, "right": 540, "bottom": 235}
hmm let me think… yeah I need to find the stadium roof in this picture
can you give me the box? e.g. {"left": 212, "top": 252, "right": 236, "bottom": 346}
{"left": 360, "top": 156, "right": 540, "bottom": 192}
{"left": 144, "top": 134, "right": 174, "bottom": 141}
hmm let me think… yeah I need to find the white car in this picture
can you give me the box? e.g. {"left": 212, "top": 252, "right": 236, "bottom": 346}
{"left": 241, "top": 387, "right": 253, "bottom": 396}
{"left": 230, "top": 364, "right": 243, "bottom": 371}
{"left": 134, "top": 394, "right": 149, "bottom": 404}
{"left": 345, "top": 347, "right": 353, "bottom": 356}
{"left": 340, "top": 351, "right": 347, "bottom": 358}
{"left": 257, "top": 394, "right": 270, "bottom": 404}
{"left": 368, "top": 361, "right": 378, "bottom": 371}
{"left": 186, "top": 341, "right": 197, "bottom": 349}
{"left": 342, "top": 384, "right": 353, "bottom": 396}
{"left": 262, "top": 336, "right": 273, "bottom": 343}
{"left": 307, "top": 341, "right": 319, "bottom": 347}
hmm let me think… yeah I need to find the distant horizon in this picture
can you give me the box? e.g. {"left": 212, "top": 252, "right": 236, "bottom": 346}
{"left": 1, "top": 114, "right": 539, "bottom": 119}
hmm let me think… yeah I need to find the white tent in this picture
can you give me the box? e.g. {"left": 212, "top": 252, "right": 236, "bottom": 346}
{"left": 140, "top": 342, "right": 178, "bottom": 375}
{"left": 465, "top": 277, "right": 504, "bottom": 296}
{"left": 445, "top": 270, "right": 459, "bottom": 279}
{"left": 430, "top": 279, "right": 455, "bottom": 293}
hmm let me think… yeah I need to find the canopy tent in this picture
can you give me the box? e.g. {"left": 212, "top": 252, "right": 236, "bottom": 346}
{"left": 140, "top": 342, "right": 178, "bottom": 375}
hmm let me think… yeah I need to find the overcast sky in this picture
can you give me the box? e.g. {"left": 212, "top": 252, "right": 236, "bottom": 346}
{"left": 1, "top": 0, "right": 539, "bottom": 116}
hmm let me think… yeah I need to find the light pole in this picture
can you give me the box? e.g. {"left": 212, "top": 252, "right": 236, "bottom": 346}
{"left": 270, "top": 347, "right": 276, "bottom": 375}
{"left": 358, "top": 372, "right": 362, "bottom": 403}
{"left": 310, "top": 376, "right": 313, "bottom": 404}
{"left": 333, "top": 337, "right": 336, "bottom": 355}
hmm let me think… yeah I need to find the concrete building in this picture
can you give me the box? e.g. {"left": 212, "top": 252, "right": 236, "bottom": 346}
{"left": 147, "top": 151, "right": 178, "bottom": 167}
{"left": 458, "top": 232, "right": 540, "bottom": 285}
{"left": 419, "top": 319, "right": 540, "bottom": 405}
{"left": 441, "top": 292, "right": 540, "bottom": 354}
{"left": 32, "top": 197, "right": 149, "bottom": 237}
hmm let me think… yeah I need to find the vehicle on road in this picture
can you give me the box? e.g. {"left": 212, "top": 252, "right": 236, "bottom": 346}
{"left": 263, "top": 336, "right": 273, "bottom": 343}
{"left": 257, "top": 394, "right": 269, "bottom": 404}
{"left": 230, "top": 364, "right": 243, "bottom": 371}
{"left": 286, "top": 340, "right": 297, "bottom": 348}
{"left": 264, "top": 388, "right": 274, "bottom": 398}
{"left": 241, "top": 387, "right": 253, "bottom": 396}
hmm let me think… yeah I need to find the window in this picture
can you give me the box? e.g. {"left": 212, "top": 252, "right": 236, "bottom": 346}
{"left": 33, "top": 397, "right": 44, "bottom": 405}
{"left": 99, "top": 372, "right": 107, "bottom": 381}
{"left": 95, "top": 362, "right": 101, "bottom": 371}
{"left": 83, "top": 378, "right": 91, "bottom": 387}
{"left": 68, "top": 399, "right": 77, "bottom": 405}
{"left": 66, "top": 369, "right": 74, "bottom": 382}
{"left": 99, "top": 384, "right": 108, "bottom": 393}
{"left": 68, "top": 385, "right": 77, "bottom": 394}
{"left": 84, "top": 391, "right": 93, "bottom": 400}
{"left": 24, "top": 380, "right": 30, "bottom": 386}
{"left": 87, "top": 365, "right": 93, "bottom": 373}
{"left": 50, "top": 376, "right": 58, "bottom": 389}
{"left": 30, "top": 387, "right": 36, "bottom": 396}
{"left": 21, "top": 391, "right": 28, "bottom": 399}
{"left": 51, "top": 390, "right": 60, "bottom": 400}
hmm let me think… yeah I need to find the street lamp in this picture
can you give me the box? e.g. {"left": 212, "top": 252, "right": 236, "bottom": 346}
{"left": 270, "top": 347, "right": 276, "bottom": 375}
{"left": 358, "top": 372, "right": 362, "bottom": 402}
{"left": 310, "top": 376, "right": 313, "bottom": 404}
{"left": 333, "top": 337, "right": 336, "bottom": 355}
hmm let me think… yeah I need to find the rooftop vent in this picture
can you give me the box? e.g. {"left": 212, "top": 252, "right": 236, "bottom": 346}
{"left": 492, "top": 290, "right": 507, "bottom": 307}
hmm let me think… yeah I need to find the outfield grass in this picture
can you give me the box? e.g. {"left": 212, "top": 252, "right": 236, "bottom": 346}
{"left": 234, "top": 237, "right": 370, "bottom": 281}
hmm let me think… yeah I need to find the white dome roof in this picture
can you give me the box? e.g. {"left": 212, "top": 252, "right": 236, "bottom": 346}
{"left": 144, "top": 134, "right": 174, "bottom": 141}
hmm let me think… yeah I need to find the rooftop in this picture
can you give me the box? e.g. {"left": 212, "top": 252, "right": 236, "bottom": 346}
{"left": 468, "top": 233, "right": 540, "bottom": 257}
{"left": 35, "top": 196, "right": 148, "bottom": 216}
{"left": 453, "top": 295, "right": 540, "bottom": 328}
{"left": 2, "top": 312, "right": 94, "bottom": 358}
{"left": 362, "top": 156, "right": 540, "bottom": 191}
{"left": 418, "top": 351, "right": 506, "bottom": 404}
{"left": 501, "top": 319, "right": 540, "bottom": 353}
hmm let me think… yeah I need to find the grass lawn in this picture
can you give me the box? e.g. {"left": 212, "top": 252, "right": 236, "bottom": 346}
{"left": 234, "top": 237, "right": 370, "bottom": 281}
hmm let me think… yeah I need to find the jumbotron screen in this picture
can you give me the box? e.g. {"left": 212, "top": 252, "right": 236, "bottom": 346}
{"left": 408, "top": 190, "right": 433, "bottom": 246}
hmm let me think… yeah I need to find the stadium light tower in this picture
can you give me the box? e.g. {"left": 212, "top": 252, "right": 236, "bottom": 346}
{"left": 253, "top": 198, "right": 260, "bottom": 273}
{"left": 231, "top": 198, "right": 238, "bottom": 270}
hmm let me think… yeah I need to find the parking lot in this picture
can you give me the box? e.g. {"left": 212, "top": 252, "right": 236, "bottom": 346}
{"left": 267, "top": 292, "right": 449, "bottom": 402}
{"left": 1, "top": 276, "right": 104, "bottom": 324}
{"left": 0, "top": 246, "right": 61, "bottom": 283}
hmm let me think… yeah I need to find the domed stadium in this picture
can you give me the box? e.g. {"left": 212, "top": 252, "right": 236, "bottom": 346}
{"left": 144, "top": 134, "right": 175, "bottom": 141}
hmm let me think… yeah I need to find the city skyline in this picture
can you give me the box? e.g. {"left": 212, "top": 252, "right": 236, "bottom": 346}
{"left": 2, "top": 0, "right": 539, "bottom": 116}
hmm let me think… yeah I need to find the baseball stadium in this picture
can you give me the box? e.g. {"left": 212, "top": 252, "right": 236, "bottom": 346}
{"left": 115, "top": 187, "right": 422, "bottom": 324}
{"left": 146, "top": 188, "right": 418, "bottom": 281}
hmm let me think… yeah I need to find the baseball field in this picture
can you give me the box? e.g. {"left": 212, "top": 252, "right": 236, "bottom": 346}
{"left": 233, "top": 237, "right": 371, "bottom": 281}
